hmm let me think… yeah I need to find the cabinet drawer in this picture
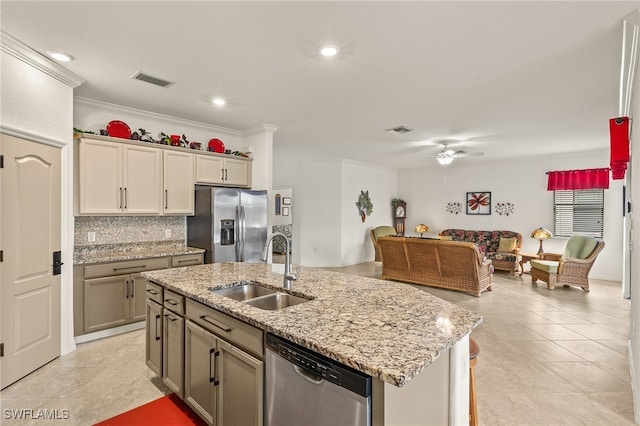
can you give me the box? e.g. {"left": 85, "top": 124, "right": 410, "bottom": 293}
{"left": 186, "top": 299, "right": 263, "bottom": 358}
{"left": 171, "top": 253, "right": 204, "bottom": 268}
{"left": 85, "top": 257, "right": 170, "bottom": 279}
{"left": 146, "top": 281, "right": 164, "bottom": 304}
{"left": 164, "top": 289, "right": 185, "bottom": 315}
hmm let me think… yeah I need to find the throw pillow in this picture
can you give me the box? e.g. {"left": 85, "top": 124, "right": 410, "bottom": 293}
{"left": 439, "top": 235, "right": 453, "bottom": 241}
{"left": 498, "top": 237, "right": 517, "bottom": 253}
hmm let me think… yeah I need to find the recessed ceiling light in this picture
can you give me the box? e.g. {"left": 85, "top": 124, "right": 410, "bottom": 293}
{"left": 319, "top": 45, "right": 338, "bottom": 57}
{"left": 212, "top": 98, "right": 226, "bottom": 106}
{"left": 47, "top": 51, "right": 74, "bottom": 62}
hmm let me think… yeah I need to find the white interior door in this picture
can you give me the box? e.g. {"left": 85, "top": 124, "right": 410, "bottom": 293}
{"left": 1, "top": 133, "right": 61, "bottom": 389}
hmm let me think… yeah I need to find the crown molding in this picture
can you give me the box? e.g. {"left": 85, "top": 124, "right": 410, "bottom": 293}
{"left": 242, "top": 124, "right": 279, "bottom": 137}
{"left": 1, "top": 31, "right": 85, "bottom": 88}
{"left": 74, "top": 97, "right": 243, "bottom": 136}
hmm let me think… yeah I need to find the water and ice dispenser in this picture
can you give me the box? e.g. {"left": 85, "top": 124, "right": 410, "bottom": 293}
{"left": 220, "top": 220, "right": 235, "bottom": 245}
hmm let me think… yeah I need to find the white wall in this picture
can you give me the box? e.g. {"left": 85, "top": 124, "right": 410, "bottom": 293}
{"left": 273, "top": 153, "right": 398, "bottom": 267}
{"left": 340, "top": 160, "right": 398, "bottom": 266}
{"left": 241, "top": 125, "right": 277, "bottom": 191}
{"left": 273, "top": 158, "right": 342, "bottom": 267}
{"left": 1, "top": 32, "right": 83, "bottom": 356}
{"left": 398, "top": 150, "right": 622, "bottom": 281}
{"left": 273, "top": 148, "right": 623, "bottom": 276}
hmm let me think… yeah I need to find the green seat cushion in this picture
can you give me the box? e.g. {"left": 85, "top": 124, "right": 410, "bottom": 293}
{"left": 564, "top": 235, "right": 598, "bottom": 259}
{"left": 530, "top": 259, "right": 558, "bottom": 273}
{"left": 374, "top": 226, "right": 396, "bottom": 239}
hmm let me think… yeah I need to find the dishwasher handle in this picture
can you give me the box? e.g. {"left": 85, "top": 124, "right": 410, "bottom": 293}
{"left": 294, "top": 365, "right": 323, "bottom": 384}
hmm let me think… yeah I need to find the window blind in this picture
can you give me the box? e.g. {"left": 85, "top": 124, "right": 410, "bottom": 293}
{"left": 553, "top": 190, "right": 604, "bottom": 238}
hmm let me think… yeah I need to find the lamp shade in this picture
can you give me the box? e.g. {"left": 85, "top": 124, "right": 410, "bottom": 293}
{"left": 415, "top": 224, "right": 430, "bottom": 233}
{"left": 530, "top": 227, "right": 553, "bottom": 240}
{"left": 531, "top": 227, "right": 553, "bottom": 255}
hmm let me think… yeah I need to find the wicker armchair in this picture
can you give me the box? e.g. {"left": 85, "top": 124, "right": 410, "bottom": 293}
{"left": 370, "top": 226, "right": 397, "bottom": 261}
{"left": 530, "top": 235, "right": 605, "bottom": 292}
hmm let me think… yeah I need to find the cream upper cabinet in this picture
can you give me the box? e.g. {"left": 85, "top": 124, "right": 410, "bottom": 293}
{"left": 196, "top": 154, "right": 251, "bottom": 187}
{"left": 78, "top": 138, "right": 161, "bottom": 214}
{"left": 163, "top": 150, "right": 195, "bottom": 215}
{"left": 224, "top": 157, "right": 251, "bottom": 187}
{"left": 123, "top": 145, "right": 162, "bottom": 214}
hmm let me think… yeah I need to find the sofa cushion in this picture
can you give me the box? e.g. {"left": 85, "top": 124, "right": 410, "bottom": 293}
{"left": 486, "top": 252, "right": 518, "bottom": 262}
{"left": 530, "top": 259, "right": 559, "bottom": 273}
{"left": 498, "top": 237, "right": 517, "bottom": 253}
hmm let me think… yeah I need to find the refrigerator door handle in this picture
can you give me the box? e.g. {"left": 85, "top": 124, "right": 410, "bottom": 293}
{"left": 241, "top": 205, "right": 246, "bottom": 262}
{"left": 235, "top": 206, "right": 241, "bottom": 261}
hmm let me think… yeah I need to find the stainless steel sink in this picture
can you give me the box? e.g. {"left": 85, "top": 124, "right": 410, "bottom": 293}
{"left": 244, "top": 293, "right": 309, "bottom": 310}
{"left": 211, "top": 282, "right": 277, "bottom": 301}
{"left": 211, "top": 281, "right": 311, "bottom": 310}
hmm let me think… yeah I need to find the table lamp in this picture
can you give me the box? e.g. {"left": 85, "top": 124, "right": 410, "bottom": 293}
{"left": 530, "top": 227, "right": 553, "bottom": 255}
{"left": 415, "top": 223, "right": 430, "bottom": 238}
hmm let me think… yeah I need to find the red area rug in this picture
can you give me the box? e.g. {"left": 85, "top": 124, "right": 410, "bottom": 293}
{"left": 95, "top": 393, "right": 207, "bottom": 426}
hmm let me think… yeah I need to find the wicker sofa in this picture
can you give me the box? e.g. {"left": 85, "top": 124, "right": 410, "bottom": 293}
{"left": 377, "top": 237, "right": 493, "bottom": 297}
{"left": 439, "top": 229, "right": 522, "bottom": 275}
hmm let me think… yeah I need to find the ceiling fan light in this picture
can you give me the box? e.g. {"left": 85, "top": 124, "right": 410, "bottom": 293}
{"left": 437, "top": 156, "right": 454, "bottom": 165}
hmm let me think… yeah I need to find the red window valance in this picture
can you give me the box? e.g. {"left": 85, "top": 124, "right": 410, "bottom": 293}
{"left": 547, "top": 168, "right": 610, "bottom": 191}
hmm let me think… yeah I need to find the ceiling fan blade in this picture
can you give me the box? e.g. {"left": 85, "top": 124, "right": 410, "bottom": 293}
{"left": 454, "top": 151, "right": 484, "bottom": 157}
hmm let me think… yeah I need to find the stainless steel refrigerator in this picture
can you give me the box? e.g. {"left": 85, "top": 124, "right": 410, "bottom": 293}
{"left": 187, "top": 186, "right": 268, "bottom": 263}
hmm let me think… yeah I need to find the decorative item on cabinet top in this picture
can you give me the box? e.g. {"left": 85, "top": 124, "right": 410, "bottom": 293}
{"left": 73, "top": 124, "right": 249, "bottom": 157}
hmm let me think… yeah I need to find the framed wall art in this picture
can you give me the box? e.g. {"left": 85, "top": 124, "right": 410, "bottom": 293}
{"left": 466, "top": 192, "right": 491, "bottom": 215}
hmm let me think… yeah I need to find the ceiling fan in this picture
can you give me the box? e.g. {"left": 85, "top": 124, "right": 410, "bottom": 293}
{"left": 434, "top": 142, "right": 484, "bottom": 165}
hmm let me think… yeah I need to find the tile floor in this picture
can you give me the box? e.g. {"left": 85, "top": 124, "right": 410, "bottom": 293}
{"left": 1, "top": 263, "right": 635, "bottom": 425}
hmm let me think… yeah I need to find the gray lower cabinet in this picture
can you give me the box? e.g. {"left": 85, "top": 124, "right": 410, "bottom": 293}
{"left": 74, "top": 253, "right": 203, "bottom": 336}
{"left": 145, "top": 286, "right": 264, "bottom": 426}
{"left": 82, "top": 258, "right": 168, "bottom": 334}
{"left": 145, "top": 297, "right": 163, "bottom": 376}
{"left": 216, "top": 338, "right": 264, "bottom": 426}
{"left": 184, "top": 320, "right": 218, "bottom": 424}
{"left": 83, "top": 272, "right": 150, "bottom": 333}
{"left": 184, "top": 320, "right": 264, "bottom": 426}
{"left": 163, "top": 289, "right": 185, "bottom": 398}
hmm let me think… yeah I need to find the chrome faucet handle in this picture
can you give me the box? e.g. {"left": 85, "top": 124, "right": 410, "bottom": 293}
{"left": 285, "top": 264, "right": 300, "bottom": 281}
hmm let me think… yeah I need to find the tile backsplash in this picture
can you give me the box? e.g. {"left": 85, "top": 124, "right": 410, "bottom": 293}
{"left": 74, "top": 216, "right": 185, "bottom": 246}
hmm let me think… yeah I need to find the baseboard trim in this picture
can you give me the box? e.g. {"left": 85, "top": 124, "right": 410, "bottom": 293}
{"left": 74, "top": 321, "right": 145, "bottom": 344}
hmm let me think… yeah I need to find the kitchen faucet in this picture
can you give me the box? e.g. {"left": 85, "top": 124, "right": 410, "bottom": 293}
{"left": 260, "top": 232, "right": 298, "bottom": 290}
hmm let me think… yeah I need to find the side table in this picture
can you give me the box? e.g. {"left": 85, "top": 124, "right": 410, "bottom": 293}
{"left": 519, "top": 253, "right": 539, "bottom": 276}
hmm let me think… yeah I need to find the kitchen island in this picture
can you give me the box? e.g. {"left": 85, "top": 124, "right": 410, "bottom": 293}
{"left": 143, "top": 262, "right": 483, "bottom": 425}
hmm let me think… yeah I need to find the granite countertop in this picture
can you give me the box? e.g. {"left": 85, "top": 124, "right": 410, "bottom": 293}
{"left": 74, "top": 241, "right": 205, "bottom": 265}
{"left": 142, "top": 262, "right": 482, "bottom": 387}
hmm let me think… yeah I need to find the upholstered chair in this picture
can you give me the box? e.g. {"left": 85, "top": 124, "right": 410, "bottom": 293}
{"left": 530, "top": 235, "right": 605, "bottom": 292}
{"left": 370, "top": 226, "right": 397, "bottom": 261}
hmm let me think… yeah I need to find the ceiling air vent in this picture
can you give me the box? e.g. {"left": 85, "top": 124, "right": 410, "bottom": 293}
{"left": 130, "top": 71, "right": 174, "bottom": 88}
{"left": 385, "top": 125, "right": 414, "bottom": 134}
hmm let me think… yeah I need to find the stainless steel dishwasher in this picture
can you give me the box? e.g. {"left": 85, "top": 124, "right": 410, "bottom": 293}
{"left": 265, "top": 333, "right": 372, "bottom": 426}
